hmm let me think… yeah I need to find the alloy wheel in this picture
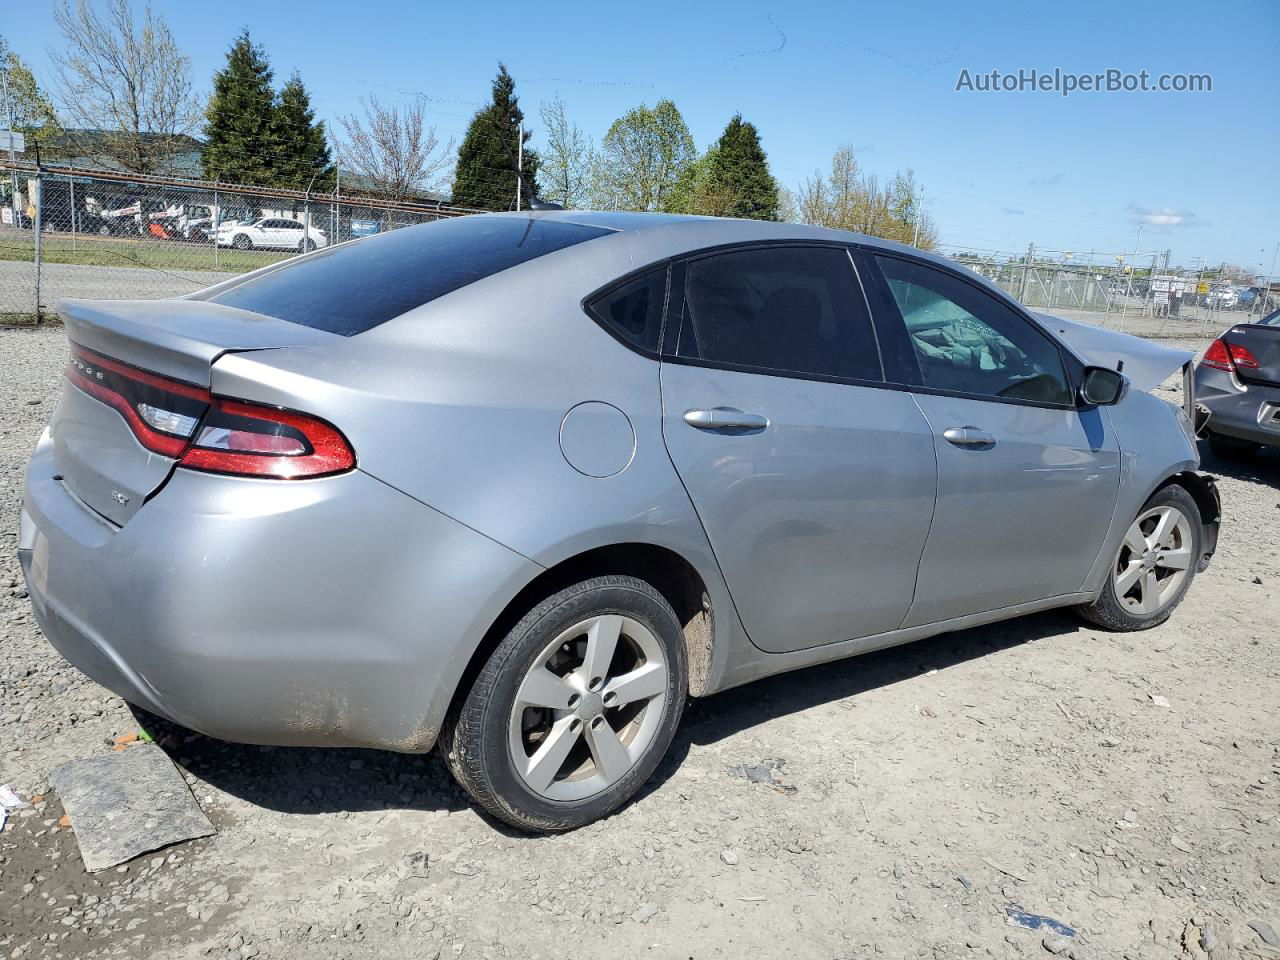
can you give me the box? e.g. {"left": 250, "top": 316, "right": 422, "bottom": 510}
{"left": 507, "top": 614, "right": 669, "bottom": 802}
{"left": 1112, "top": 504, "right": 1194, "bottom": 615}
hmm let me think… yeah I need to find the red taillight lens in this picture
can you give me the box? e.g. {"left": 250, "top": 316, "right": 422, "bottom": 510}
{"left": 67, "top": 344, "right": 208, "bottom": 456}
{"left": 1201, "top": 338, "right": 1235, "bottom": 371}
{"left": 1203, "top": 337, "right": 1261, "bottom": 372}
{"left": 1227, "top": 343, "right": 1260, "bottom": 370}
{"left": 66, "top": 342, "right": 354, "bottom": 479}
{"left": 178, "top": 398, "right": 355, "bottom": 479}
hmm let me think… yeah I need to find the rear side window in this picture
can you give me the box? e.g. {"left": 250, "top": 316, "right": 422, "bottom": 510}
{"left": 209, "top": 216, "right": 612, "bottom": 336}
{"left": 586, "top": 267, "right": 667, "bottom": 354}
{"left": 675, "top": 245, "right": 882, "bottom": 382}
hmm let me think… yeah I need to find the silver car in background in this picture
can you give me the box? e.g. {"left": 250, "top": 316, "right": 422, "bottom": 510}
{"left": 1195, "top": 309, "right": 1280, "bottom": 457}
{"left": 20, "top": 213, "right": 1220, "bottom": 831}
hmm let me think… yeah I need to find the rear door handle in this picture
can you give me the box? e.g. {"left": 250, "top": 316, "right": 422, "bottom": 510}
{"left": 943, "top": 426, "right": 997, "bottom": 447}
{"left": 683, "top": 408, "right": 769, "bottom": 431}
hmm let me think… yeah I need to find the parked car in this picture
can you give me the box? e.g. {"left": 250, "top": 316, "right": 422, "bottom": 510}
{"left": 1195, "top": 309, "right": 1280, "bottom": 457}
{"left": 20, "top": 213, "right": 1219, "bottom": 832}
{"left": 215, "top": 216, "right": 327, "bottom": 252}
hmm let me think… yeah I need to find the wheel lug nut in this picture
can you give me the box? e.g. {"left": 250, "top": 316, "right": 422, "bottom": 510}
{"left": 603, "top": 691, "right": 617, "bottom": 706}
{"left": 589, "top": 677, "right": 602, "bottom": 691}
{"left": 567, "top": 694, "right": 580, "bottom": 708}
{"left": 591, "top": 716, "right": 604, "bottom": 728}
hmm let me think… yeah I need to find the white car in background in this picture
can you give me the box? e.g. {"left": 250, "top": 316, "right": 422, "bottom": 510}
{"left": 215, "top": 216, "right": 327, "bottom": 252}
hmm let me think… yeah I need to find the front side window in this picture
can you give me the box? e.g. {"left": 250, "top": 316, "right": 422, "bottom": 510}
{"left": 875, "top": 255, "right": 1072, "bottom": 405}
{"left": 587, "top": 267, "right": 667, "bottom": 353}
{"left": 675, "top": 246, "right": 881, "bottom": 382}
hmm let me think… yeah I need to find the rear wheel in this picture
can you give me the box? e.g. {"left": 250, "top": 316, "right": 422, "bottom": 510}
{"left": 442, "top": 576, "right": 687, "bottom": 832}
{"left": 1076, "top": 484, "right": 1201, "bottom": 631}
{"left": 1207, "top": 431, "right": 1261, "bottom": 460}
{"left": 231, "top": 234, "right": 252, "bottom": 250}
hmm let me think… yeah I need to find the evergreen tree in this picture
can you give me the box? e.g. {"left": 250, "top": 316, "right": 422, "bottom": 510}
{"left": 273, "top": 72, "right": 333, "bottom": 191}
{"left": 452, "top": 64, "right": 538, "bottom": 210}
{"left": 705, "top": 114, "right": 779, "bottom": 220}
{"left": 203, "top": 30, "right": 277, "bottom": 184}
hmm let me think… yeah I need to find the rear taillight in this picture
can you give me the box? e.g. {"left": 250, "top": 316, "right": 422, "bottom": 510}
{"left": 1201, "top": 337, "right": 1260, "bottom": 372}
{"left": 180, "top": 399, "right": 355, "bottom": 478}
{"left": 1228, "top": 343, "right": 1260, "bottom": 370}
{"left": 67, "top": 343, "right": 205, "bottom": 456}
{"left": 66, "top": 342, "right": 354, "bottom": 479}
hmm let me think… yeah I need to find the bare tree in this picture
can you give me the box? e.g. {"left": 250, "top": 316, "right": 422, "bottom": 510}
{"left": 49, "top": 0, "right": 201, "bottom": 174}
{"left": 793, "top": 145, "right": 936, "bottom": 250}
{"left": 336, "top": 96, "right": 453, "bottom": 202}
{"left": 536, "top": 96, "right": 594, "bottom": 209}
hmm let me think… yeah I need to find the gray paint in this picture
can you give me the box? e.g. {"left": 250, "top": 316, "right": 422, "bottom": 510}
{"left": 20, "top": 212, "right": 1214, "bottom": 753}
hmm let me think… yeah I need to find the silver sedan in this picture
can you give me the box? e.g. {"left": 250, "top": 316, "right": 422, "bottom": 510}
{"left": 20, "top": 212, "right": 1220, "bottom": 831}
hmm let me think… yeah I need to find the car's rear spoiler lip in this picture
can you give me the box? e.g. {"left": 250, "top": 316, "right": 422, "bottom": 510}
{"left": 58, "top": 298, "right": 338, "bottom": 387}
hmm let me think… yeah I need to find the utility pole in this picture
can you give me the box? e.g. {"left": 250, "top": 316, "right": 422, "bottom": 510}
{"left": 911, "top": 186, "right": 925, "bottom": 247}
{"left": 1118, "top": 223, "right": 1144, "bottom": 333}
{"left": 2, "top": 67, "right": 18, "bottom": 228}
{"left": 515, "top": 122, "right": 523, "bottom": 211}
{"left": 1020, "top": 242, "right": 1034, "bottom": 302}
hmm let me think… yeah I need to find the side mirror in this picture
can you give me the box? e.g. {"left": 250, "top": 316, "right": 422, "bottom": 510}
{"left": 1079, "top": 366, "right": 1129, "bottom": 407}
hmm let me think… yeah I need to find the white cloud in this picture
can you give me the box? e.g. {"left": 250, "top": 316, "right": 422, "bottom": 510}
{"left": 1128, "top": 204, "right": 1200, "bottom": 228}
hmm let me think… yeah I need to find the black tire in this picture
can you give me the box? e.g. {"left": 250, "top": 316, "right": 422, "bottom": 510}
{"left": 299, "top": 238, "right": 316, "bottom": 252}
{"left": 1075, "top": 484, "right": 1202, "bottom": 632}
{"left": 231, "top": 234, "right": 252, "bottom": 250}
{"left": 1207, "top": 431, "right": 1261, "bottom": 460}
{"left": 442, "top": 575, "right": 687, "bottom": 832}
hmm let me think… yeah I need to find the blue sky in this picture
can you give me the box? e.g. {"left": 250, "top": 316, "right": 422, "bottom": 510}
{"left": 13, "top": 0, "right": 1279, "bottom": 272}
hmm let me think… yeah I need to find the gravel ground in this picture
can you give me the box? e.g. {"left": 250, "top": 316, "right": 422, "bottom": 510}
{"left": 2, "top": 322, "right": 1278, "bottom": 960}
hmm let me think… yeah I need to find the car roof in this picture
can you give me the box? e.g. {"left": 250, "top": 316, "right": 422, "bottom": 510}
{"left": 478, "top": 209, "right": 963, "bottom": 276}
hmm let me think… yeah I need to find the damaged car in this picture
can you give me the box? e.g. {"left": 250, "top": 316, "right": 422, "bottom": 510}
{"left": 1194, "top": 309, "right": 1280, "bottom": 457}
{"left": 19, "top": 213, "right": 1219, "bottom": 832}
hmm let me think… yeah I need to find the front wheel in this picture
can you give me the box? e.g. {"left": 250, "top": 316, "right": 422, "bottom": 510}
{"left": 442, "top": 576, "right": 687, "bottom": 832}
{"left": 1076, "top": 484, "right": 1201, "bottom": 631}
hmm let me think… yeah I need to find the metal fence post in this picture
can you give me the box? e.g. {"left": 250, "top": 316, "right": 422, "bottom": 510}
{"left": 213, "top": 188, "right": 219, "bottom": 270}
{"left": 68, "top": 173, "right": 77, "bottom": 252}
{"left": 32, "top": 166, "right": 42, "bottom": 324}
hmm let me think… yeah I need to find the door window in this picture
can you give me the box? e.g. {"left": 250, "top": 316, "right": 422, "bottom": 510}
{"left": 676, "top": 246, "right": 882, "bottom": 382}
{"left": 875, "top": 255, "right": 1073, "bottom": 405}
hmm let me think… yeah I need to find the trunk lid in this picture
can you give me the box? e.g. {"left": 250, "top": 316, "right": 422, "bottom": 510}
{"left": 52, "top": 298, "right": 336, "bottom": 525}
{"left": 1223, "top": 322, "right": 1280, "bottom": 387}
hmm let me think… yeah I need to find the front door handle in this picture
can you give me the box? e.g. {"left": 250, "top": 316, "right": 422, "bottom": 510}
{"left": 943, "top": 426, "right": 997, "bottom": 447}
{"left": 683, "top": 408, "right": 769, "bottom": 431}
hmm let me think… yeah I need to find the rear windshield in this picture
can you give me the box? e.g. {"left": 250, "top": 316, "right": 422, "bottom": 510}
{"left": 208, "top": 216, "right": 612, "bottom": 336}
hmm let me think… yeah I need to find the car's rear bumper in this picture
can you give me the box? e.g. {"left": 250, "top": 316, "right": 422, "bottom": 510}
{"left": 19, "top": 429, "right": 538, "bottom": 752}
{"left": 1194, "top": 365, "right": 1280, "bottom": 446}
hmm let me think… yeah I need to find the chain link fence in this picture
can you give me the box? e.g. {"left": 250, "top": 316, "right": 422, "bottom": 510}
{"left": 951, "top": 254, "right": 1277, "bottom": 341}
{"left": 1, "top": 162, "right": 477, "bottom": 322}
{"left": 3, "top": 161, "right": 1275, "bottom": 343}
